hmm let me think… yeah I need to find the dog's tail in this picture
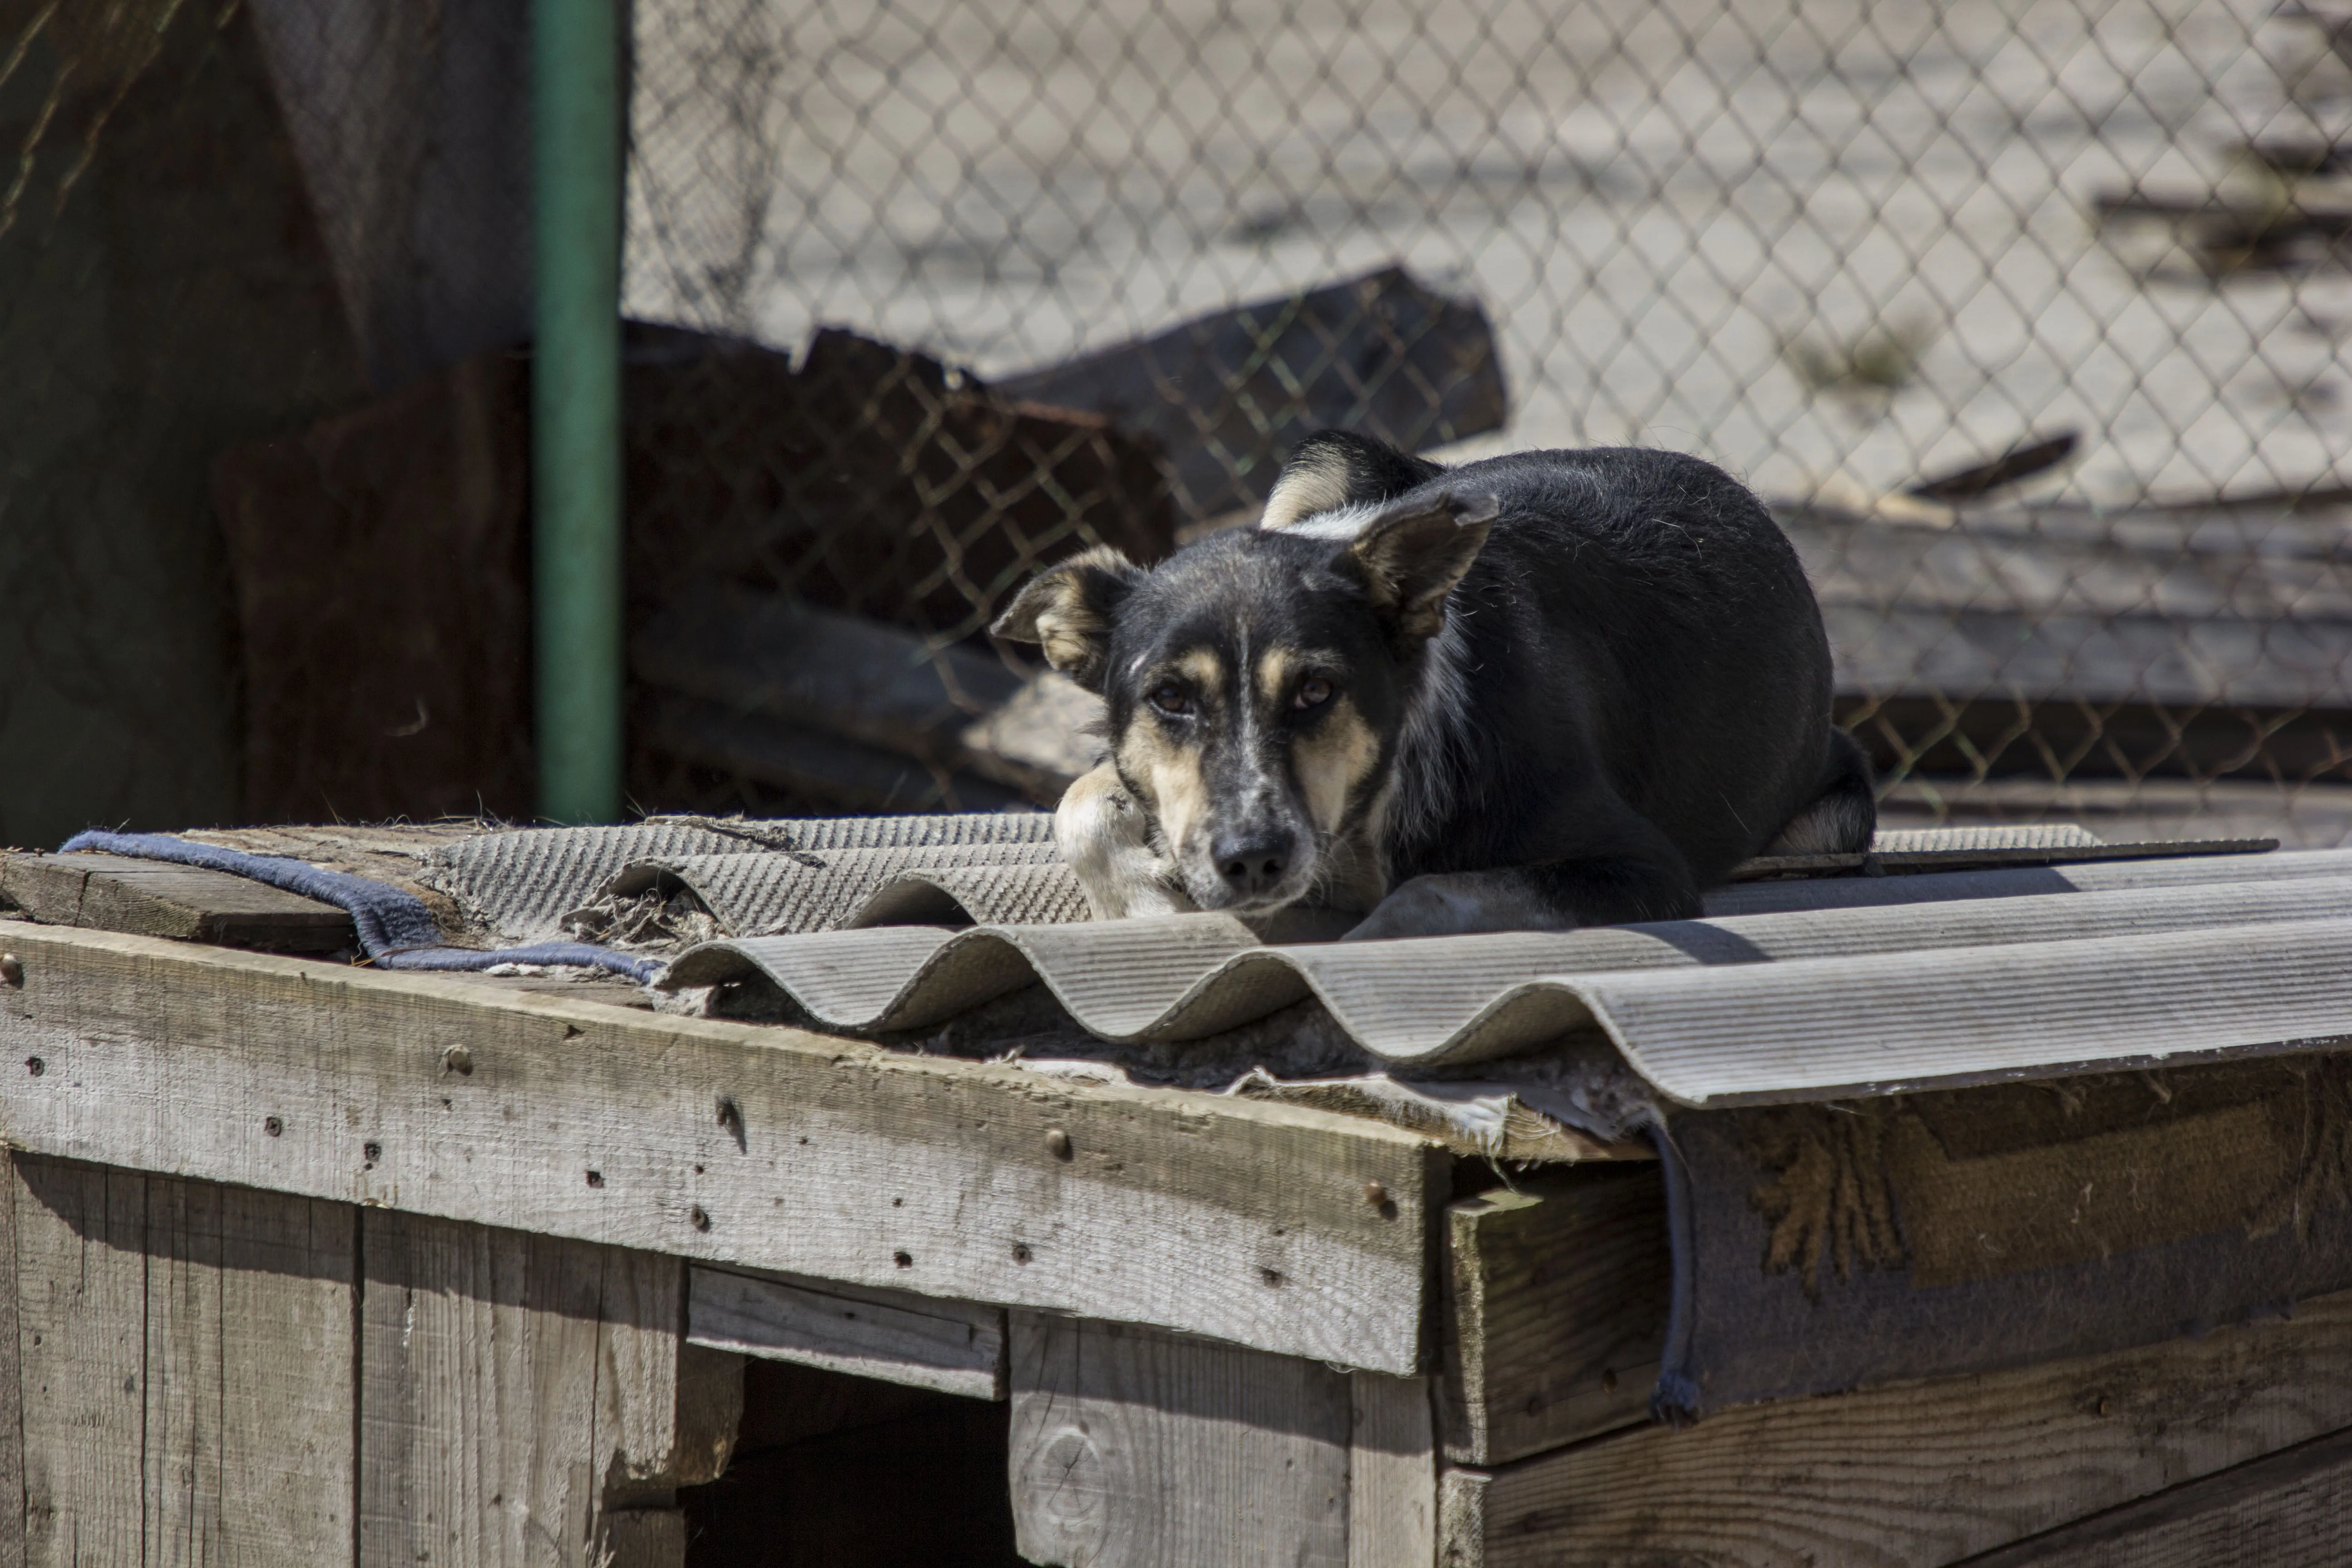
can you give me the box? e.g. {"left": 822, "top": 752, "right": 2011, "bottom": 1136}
{"left": 1762, "top": 727, "right": 1877, "bottom": 856}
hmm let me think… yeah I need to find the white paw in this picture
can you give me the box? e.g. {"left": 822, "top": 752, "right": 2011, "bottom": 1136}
{"left": 1055, "top": 763, "right": 1195, "bottom": 919}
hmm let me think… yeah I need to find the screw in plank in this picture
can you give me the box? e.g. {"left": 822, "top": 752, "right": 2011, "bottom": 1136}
{"left": 441, "top": 1045, "right": 474, "bottom": 1076}
{"left": 586, "top": 1170, "right": 604, "bottom": 1188}
{"left": 1044, "top": 1128, "right": 1073, "bottom": 1160}
{"left": 0, "top": 954, "right": 22, "bottom": 987}
{"left": 363, "top": 1141, "right": 382, "bottom": 1166}
{"left": 1362, "top": 1180, "right": 1389, "bottom": 1207}
{"left": 893, "top": 1250, "right": 913, "bottom": 1268}
{"left": 1012, "top": 1242, "right": 1034, "bottom": 1263}
{"left": 264, "top": 1116, "right": 283, "bottom": 1137}
{"left": 22, "top": 1057, "right": 41, "bottom": 1077}
{"left": 690, "top": 1205, "right": 711, "bottom": 1232}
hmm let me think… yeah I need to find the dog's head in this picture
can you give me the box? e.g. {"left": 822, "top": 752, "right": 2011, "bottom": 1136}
{"left": 994, "top": 466, "right": 1497, "bottom": 913}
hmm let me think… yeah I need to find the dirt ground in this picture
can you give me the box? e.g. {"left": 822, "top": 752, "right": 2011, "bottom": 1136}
{"left": 625, "top": 0, "right": 2352, "bottom": 509}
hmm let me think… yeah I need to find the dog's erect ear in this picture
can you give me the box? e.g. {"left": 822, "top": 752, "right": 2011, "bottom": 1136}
{"left": 1261, "top": 430, "right": 1446, "bottom": 529}
{"left": 1347, "top": 490, "right": 1499, "bottom": 644}
{"left": 990, "top": 546, "right": 1145, "bottom": 691}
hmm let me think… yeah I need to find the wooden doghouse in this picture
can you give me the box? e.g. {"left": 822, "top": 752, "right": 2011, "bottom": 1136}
{"left": 1, "top": 827, "right": 2349, "bottom": 1566}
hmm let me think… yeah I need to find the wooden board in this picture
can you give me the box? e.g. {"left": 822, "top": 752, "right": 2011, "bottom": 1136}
{"left": 1443, "top": 1287, "right": 2352, "bottom": 1568}
{"left": 1956, "top": 1424, "right": 2352, "bottom": 1566}
{"left": 997, "top": 265, "right": 1507, "bottom": 524}
{"left": 16, "top": 1143, "right": 147, "bottom": 1566}
{"left": 150, "top": 1178, "right": 358, "bottom": 1562}
{"left": 0, "top": 921, "right": 1439, "bottom": 1372}
{"left": 1, "top": 853, "right": 352, "bottom": 952}
{"left": 632, "top": 583, "right": 1095, "bottom": 806}
{"left": 1008, "top": 1313, "right": 1353, "bottom": 1568}
{"left": 356, "top": 1210, "right": 683, "bottom": 1568}
{"left": 600, "top": 1510, "right": 690, "bottom": 1568}
{"left": 1436, "top": 1166, "right": 1667, "bottom": 1466}
{"left": 14, "top": 1156, "right": 356, "bottom": 1568}
{"left": 0, "top": 1155, "right": 20, "bottom": 1568}
{"left": 687, "top": 1264, "right": 1005, "bottom": 1398}
{"left": 1350, "top": 1374, "right": 1436, "bottom": 1568}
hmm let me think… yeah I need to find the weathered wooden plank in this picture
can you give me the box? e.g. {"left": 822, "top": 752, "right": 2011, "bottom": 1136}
{"left": 145, "top": 1175, "right": 230, "bottom": 1565}
{"left": 1443, "top": 1287, "right": 2352, "bottom": 1568}
{"left": 997, "top": 265, "right": 1507, "bottom": 524}
{"left": 1956, "top": 1424, "right": 2352, "bottom": 1567}
{"left": 633, "top": 584, "right": 1097, "bottom": 806}
{"left": 358, "top": 1209, "right": 548, "bottom": 1568}
{"left": 687, "top": 1265, "right": 1004, "bottom": 1398}
{"left": 211, "top": 1184, "right": 359, "bottom": 1561}
{"left": 1436, "top": 1166, "right": 1666, "bottom": 1466}
{"left": 0, "top": 923, "right": 1436, "bottom": 1372}
{"left": 595, "top": 1245, "right": 685, "bottom": 1497}
{"left": 598, "top": 1510, "right": 688, "bottom": 1568}
{"left": 1008, "top": 1313, "right": 1352, "bottom": 1568}
{"left": 358, "top": 1211, "right": 682, "bottom": 1568}
{"left": 16, "top": 1159, "right": 357, "bottom": 1568}
{"left": 666, "top": 1344, "right": 745, "bottom": 1492}
{"left": 0, "top": 1156, "right": 25, "bottom": 1568}
{"left": 1, "top": 853, "right": 352, "bottom": 952}
{"left": 15, "top": 1159, "right": 146, "bottom": 1568}
{"left": 1350, "top": 1374, "right": 1436, "bottom": 1568}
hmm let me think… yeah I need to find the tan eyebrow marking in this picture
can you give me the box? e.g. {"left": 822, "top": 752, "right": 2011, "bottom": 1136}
{"left": 1255, "top": 647, "right": 1294, "bottom": 706}
{"left": 1174, "top": 647, "right": 1224, "bottom": 691}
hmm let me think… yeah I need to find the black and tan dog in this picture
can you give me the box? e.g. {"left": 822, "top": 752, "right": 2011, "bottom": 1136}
{"left": 992, "top": 431, "right": 1873, "bottom": 937}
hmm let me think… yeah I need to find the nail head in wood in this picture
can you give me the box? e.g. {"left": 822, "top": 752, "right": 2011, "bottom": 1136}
{"left": 264, "top": 1116, "right": 283, "bottom": 1137}
{"left": 1363, "top": 1180, "right": 1389, "bottom": 1208}
{"left": 0, "top": 953, "right": 22, "bottom": 986}
{"left": 691, "top": 1205, "right": 712, "bottom": 1232}
{"left": 441, "top": 1044, "right": 474, "bottom": 1076}
{"left": 22, "top": 1056, "right": 40, "bottom": 1077}
{"left": 1045, "top": 1128, "right": 1073, "bottom": 1160}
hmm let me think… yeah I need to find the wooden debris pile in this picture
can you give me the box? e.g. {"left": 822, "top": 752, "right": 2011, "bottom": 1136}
{"left": 210, "top": 268, "right": 1506, "bottom": 821}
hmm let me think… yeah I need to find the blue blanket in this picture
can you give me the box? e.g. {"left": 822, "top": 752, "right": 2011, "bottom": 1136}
{"left": 58, "top": 831, "right": 664, "bottom": 984}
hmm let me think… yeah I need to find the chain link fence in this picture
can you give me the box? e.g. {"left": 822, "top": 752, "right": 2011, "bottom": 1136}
{"left": 625, "top": 0, "right": 2352, "bottom": 844}
{"left": 7, "top": 0, "right": 2352, "bottom": 848}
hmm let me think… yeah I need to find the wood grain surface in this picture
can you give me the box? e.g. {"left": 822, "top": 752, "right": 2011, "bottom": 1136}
{"left": 1009, "top": 1312, "right": 1353, "bottom": 1568}
{"left": 1446, "top": 1287, "right": 2352, "bottom": 1568}
{"left": 1437, "top": 1166, "right": 1667, "bottom": 1466}
{"left": 689, "top": 1264, "right": 1006, "bottom": 1397}
{"left": 0, "top": 921, "right": 1440, "bottom": 1370}
{"left": 1957, "top": 1424, "right": 2352, "bottom": 1567}
{"left": 2, "top": 853, "right": 352, "bottom": 952}
{"left": 14, "top": 1157, "right": 356, "bottom": 1568}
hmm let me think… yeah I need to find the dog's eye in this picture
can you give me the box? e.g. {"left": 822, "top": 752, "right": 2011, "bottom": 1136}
{"left": 1294, "top": 676, "right": 1334, "bottom": 710}
{"left": 1148, "top": 681, "right": 1192, "bottom": 717}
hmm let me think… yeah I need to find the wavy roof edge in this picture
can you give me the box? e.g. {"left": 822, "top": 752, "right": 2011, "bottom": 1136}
{"left": 666, "top": 849, "right": 2352, "bottom": 1106}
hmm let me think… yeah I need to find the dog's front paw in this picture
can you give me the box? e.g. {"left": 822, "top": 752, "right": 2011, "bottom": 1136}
{"left": 1343, "top": 872, "right": 1563, "bottom": 939}
{"left": 1055, "top": 762, "right": 1195, "bottom": 919}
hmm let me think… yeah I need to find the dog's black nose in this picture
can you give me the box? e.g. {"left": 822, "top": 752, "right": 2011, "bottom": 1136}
{"left": 1212, "top": 830, "right": 1294, "bottom": 897}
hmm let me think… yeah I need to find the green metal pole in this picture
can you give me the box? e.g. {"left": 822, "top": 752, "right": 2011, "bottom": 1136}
{"left": 532, "top": 0, "right": 624, "bottom": 824}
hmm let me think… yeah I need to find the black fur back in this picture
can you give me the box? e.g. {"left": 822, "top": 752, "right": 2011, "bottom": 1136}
{"left": 1300, "top": 439, "right": 1855, "bottom": 888}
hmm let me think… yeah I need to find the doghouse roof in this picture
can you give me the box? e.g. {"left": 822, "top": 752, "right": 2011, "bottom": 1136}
{"left": 415, "top": 815, "right": 2352, "bottom": 1112}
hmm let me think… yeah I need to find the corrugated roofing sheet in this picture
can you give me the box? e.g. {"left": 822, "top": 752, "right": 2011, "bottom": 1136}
{"left": 660, "top": 841, "right": 2352, "bottom": 1108}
